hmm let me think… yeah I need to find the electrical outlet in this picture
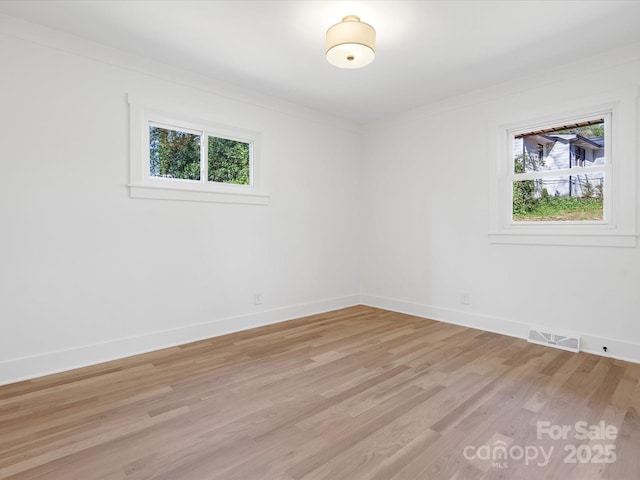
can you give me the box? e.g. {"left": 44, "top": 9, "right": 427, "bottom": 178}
{"left": 461, "top": 292, "right": 470, "bottom": 305}
{"left": 254, "top": 293, "right": 263, "bottom": 305}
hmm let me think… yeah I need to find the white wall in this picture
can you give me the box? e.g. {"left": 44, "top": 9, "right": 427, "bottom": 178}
{"left": 0, "top": 19, "right": 361, "bottom": 384}
{"left": 2, "top": 17, "right": 639, "bottom": 386}
{"left": 361, "top": 45, "right": 640, "bottom": 363}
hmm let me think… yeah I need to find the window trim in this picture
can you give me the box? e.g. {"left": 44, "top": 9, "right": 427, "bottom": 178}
{"left": 128, "top": 94, "right": 269, "bottom": 205}
{"left": 488, "top": 88, "right": 637, "bottom": 247}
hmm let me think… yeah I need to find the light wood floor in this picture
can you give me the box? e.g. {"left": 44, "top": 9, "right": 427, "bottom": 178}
{"left": 1, "top": 306, "right": 639, "bottom": 480}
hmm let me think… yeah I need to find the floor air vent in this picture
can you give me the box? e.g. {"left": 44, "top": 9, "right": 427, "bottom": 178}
{"left": 527, "top": 329, "right": 580, "bottom": 353}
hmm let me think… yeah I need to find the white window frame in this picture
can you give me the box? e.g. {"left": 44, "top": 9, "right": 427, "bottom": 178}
{"left": 488, "top": 88, "right": 637, "bottom": 247}
{"left": 129, "top": 94, "right": 269, "bottom": 205}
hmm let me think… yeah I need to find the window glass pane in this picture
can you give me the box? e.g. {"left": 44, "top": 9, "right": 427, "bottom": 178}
{"left": 514, "top": 120, "right": 605, "bottom": 173}
{"left": 208, "top": 136, "right": 250, "bottom": 185}
{"left": 149, "top": 126, "right": 201, "bottom": 180}
{"left": 513, "top": 175, "right": 604, "bottom": 222}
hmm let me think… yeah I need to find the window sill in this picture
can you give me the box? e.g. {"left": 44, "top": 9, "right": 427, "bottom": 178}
{"left": 489, "top": 231, "right": 637, "bottom": 247}
{"left": 129, "top": 184, "right": 270, "bottom": 205}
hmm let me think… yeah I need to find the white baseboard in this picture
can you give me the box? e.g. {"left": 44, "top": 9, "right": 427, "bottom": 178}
{"left": 0, "top": 295, "right": 360, "bottom": 386}
{"left": 3, "top": 294, "right": 636, "bottom": 386}
{"left": 361, "top": 294, "right": 640, "bottom": 365}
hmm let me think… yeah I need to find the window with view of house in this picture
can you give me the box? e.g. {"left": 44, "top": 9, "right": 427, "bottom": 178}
{"left": 512, "top": 118, "right": 606, "bottom": 222}
{"left": 488, "top": 87, "right": 637, "bottom": 247}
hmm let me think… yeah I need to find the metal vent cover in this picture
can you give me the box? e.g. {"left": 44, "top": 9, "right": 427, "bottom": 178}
{"left": 528, "top": 329, "right": 580, "bottom": 353}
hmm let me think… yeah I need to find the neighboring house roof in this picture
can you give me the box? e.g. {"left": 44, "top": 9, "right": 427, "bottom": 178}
{"left": 587, "top": 136, "right": 604, "bottom": 147}
{"left": 543, "top": 133, "right": 603, "bottom": 149}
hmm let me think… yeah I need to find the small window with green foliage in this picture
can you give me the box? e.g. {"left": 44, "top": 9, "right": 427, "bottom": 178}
{"left": 511, "top": 118, "right": 606, "bottom": 222}
{"left": 149, "top": 122, "right": 251, "bottom": 186}
{"left": 129, "top": 95, "right": 267, "bottom": 205}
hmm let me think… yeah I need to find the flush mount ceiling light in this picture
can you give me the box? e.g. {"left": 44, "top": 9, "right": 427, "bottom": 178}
{"left": 325, "top": 15, "right": 376, "bottom": 69}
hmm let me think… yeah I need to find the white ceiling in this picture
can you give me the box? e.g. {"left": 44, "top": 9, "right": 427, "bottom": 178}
{"left": 2, "top": 0, "right": 640, "bottom": 124}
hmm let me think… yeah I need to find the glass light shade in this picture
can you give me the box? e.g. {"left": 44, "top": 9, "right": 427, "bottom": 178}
{"left": 325, "top": 15, "right": 376, "bottom": 69}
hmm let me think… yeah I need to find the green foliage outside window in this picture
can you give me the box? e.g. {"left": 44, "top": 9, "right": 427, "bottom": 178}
{"left": 208, "top": 137, "right": 250, "bottom": 185}
{"left": 514, "top": 195, "right": 603, "bottom": 221}
{"left": 149, "top": 126, "right": 250, "bottom": 185}
{"left": 512, "top": 151, "right": 603, "bottom": 221}
{"left": 149, "top": 126, "right": 200, "bottom": 180}
{"left": 512, "top": 152, "right": 541, "bottom": 216}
